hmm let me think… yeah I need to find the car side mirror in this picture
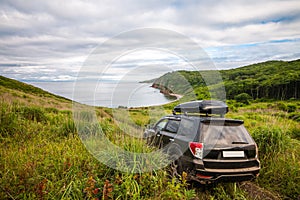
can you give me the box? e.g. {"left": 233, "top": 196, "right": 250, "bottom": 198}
{"left": 145, "top": 124, "right": 154, "bottom": 129}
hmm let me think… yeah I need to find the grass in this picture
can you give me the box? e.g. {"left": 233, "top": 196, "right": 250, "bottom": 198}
{"left": 0, "top": 101, "right": 191, "bottom": 199}
{"left": 1, "top": 82, "right": 300, "bottom": 199}
{"left": 226, "top": 100, "right": 300, "bottom": 199}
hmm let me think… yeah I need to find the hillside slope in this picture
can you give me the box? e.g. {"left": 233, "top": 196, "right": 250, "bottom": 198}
{"left": 0, "top": 75, "right": 72, "bottom": 109}
{"left": 221, "top": 60, "right": 300, "bottom": 99}
{"left": 0, "top": 75, "right": 299, "bottom": 199}
{"left": 152, "top": 59, "right": 300, "bottom": 100}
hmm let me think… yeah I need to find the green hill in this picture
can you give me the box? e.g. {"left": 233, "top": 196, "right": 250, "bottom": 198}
{"left": 221, "top": 60, "right": 300, "bottom": 100}
{"left": 0, "top": 70, "right": 299, "bottom": 199}
{"left": 0, "top": 75, "right": 70, "bottom": 100}
{"left": 0, "top": 75, "right": 73, "bottom": 110}
{"left": 152, "top": 59, "right": 300, "bottom": 100}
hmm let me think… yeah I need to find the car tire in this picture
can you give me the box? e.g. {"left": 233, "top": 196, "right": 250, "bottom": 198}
{"left": 146, "top": 136, "right": 152, "bottom": 145}
{"left": 169, "top": 155, "right": 183, "bottom": 178}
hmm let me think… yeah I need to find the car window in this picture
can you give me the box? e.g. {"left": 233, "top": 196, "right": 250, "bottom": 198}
{"left": 177, "top": 117, "right": 200, "bottom": 139}
{"left": 165, "top": 120, "right": 180, "bottom": 133}
{"left": 155, "top": 119, "right": 168, "bottom": 131}
{"left": 201, "top": 122, "right": 254, "bottom": 147}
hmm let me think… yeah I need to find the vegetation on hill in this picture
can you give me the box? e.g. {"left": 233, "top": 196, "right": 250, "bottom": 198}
{"left": 221, "top": 60, "right": 300, "bottom": 100}
{"left": 152, "top": 59, "right": 300, "bottom": 101}
{"left": 1, "top": 60, "right": 300, "bottom": 199}
{"left": 0, "top": 75, "right": 70, "bottom": 101}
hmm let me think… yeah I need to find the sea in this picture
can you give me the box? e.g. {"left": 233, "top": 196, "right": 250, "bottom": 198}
{"left": 27, "top": 81, "right": 176, "bottom": 108}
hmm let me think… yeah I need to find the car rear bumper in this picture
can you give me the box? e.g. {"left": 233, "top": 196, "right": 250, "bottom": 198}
{"left": 190, "top": 172, "right": 258, "bottom": 184}
{"left": 189, "top": 158, "right": 260, "bottom": 184}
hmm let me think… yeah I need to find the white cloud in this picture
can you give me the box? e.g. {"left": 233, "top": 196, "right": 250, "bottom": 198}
{"left": 0, "top": 0, "right": 299, "bottom": 81}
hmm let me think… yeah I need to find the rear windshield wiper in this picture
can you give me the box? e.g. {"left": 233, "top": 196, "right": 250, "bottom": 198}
{"left": 232, "top": 141, "right": 249, "bottom": 144}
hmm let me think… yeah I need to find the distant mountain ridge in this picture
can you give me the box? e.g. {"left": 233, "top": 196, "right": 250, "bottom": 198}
{"left": 151, "top": 59, "right": 300, "bottom": 100}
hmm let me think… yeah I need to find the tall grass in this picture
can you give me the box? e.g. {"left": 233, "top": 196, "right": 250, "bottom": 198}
{"left": 1, "top": 99, "right": 299, "bottom": 199}
{"left": 227, "top": 100, "right": 300, "bottom": 199}
{"left": 251, "top": 127, "right": 299, "bottom": 199}
{"left": 0, "top": 102, "right": 196, "bottom": 199}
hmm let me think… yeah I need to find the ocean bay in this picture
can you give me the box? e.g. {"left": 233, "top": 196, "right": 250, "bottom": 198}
{"left": 27, "top": 81, "right": 176, "bottom": 108}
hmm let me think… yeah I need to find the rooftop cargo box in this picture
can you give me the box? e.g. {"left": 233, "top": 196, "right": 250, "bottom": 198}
{"left": 173, "top": 100, "right": 228, "bottom": 116}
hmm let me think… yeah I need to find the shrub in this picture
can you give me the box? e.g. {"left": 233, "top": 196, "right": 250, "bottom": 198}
{"left": 0, "top": 103, "right": 19, "bottom": 137}
{"left": 286, "top": 125, "right": 300, "bottom": 139}
{"left": 276, "top": 102, "right": 287, "bottom": 111}
{"left": 234, "top": 93, "right": 252, "bottom": 105}
{"left": 20, "top": 106, "right": 47, "bottom": 123}
{"left": 288, "top": 112, "right": 300, "bottom": 122}
{"left": 252, "top": 126, "right": 289, "bottom": 157}
{"left": 45, "top": 107, "right": 59, "bottom": 114}
{"left": 277, "top": 102, "right": 297, "bottom": 113}
{"left": 60, "top": 118, "right": 77, "bottom": 137}
{"left": 286, "top": 104, "right": 297, "bottom": 113}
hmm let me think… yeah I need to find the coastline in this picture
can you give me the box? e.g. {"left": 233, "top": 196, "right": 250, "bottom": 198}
{"left": 129, "top": 92, "right": 183, "bottom": 108}
{"left": 149, "top": 83, "right": 183, "bottom": 106}
{"left": 128, "top": 84, "right": 183, "bottom": 108}
{"left": 168, "top": 93, "right": 183, "bottom": 101}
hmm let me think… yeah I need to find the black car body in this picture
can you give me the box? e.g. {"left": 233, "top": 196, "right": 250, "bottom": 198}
{"left": 144, "top": 100, "right": 260, "bottom": 184}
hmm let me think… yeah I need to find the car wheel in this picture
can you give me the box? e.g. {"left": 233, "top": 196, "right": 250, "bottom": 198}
{"left": 146, "top": 136, "right": 152, "bottom": 145}
{"left": 169, "top": 156, "right": 183, "bottom": 178}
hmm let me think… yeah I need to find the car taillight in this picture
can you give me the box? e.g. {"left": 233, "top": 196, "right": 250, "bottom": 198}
{"left": 189, "top": 142, "right": 203, "bottom": 159}
{"left": 255, "top": 144, "right": 259, "bottom": 158}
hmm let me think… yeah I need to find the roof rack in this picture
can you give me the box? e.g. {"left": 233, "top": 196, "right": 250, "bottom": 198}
{"left": 172, "top": 100, "right": 228, "bottom": 117}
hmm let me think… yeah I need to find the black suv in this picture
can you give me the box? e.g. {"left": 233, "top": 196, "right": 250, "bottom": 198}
{"left": 144, "top": 100, "right": 260, "bottom": 184}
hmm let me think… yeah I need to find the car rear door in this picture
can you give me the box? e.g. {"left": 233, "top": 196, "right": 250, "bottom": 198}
{"left": 160, "top": 119, "right": 180, "bottom": 147}
{"left": 200, "top": 120, "right": 259, "bottom": 169}
{"left": 152, "top": 119, "right": 168, "bottom": 147}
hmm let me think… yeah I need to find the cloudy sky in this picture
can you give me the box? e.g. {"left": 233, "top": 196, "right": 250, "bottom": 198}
{"left": 1, "top": 0, "right": 300, "bottom": 82}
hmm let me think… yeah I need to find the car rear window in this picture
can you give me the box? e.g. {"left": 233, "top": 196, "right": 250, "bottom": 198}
{"left": 201, "top": 121, "right": 254, "bottom": 147}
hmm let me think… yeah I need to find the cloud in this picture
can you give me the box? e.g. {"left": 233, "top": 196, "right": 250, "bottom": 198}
{"left": 207, "top": 38, "right": 300, "bottom": 69}
{"left": 0, "top": 0, "right": 299, "bottom": 81}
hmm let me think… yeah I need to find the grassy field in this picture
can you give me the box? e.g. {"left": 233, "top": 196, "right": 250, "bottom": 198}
{"left": 0, "top": 78, "right": 300, "bottom": 199}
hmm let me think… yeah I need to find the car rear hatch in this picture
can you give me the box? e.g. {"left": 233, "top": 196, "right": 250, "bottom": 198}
{"left": 200, "top": 119, "right": 259, "bottom": 171}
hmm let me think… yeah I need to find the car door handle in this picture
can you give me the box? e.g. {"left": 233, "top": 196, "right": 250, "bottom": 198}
{"left": 169, "top": 138, "right": 174, "bottom": 142}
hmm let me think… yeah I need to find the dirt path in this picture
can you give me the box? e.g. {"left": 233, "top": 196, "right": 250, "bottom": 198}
{"left": 239, "top": 182, "right": 281, "bottom": 200}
